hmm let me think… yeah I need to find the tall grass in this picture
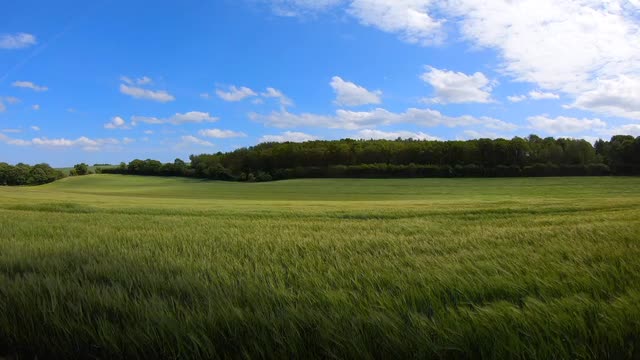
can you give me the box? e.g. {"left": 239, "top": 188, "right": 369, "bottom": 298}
{"left": 1, "top": 176, "right": 639, "bottom": 359}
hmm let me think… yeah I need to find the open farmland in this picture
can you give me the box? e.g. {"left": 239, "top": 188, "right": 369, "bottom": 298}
{"left": 1, "top": 175, "right": 639, "bottom": 359}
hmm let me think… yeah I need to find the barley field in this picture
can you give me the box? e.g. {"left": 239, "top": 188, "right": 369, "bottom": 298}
{"left": 1, "top": 175, "right": 639, "bottom": 359}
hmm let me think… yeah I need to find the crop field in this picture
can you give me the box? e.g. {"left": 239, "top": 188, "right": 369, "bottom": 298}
{"left": 1, "top": 175, "right": 639, "bottom": 359}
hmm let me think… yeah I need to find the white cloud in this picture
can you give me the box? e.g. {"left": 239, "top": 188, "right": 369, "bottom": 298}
{"left": 568, "top": 76, "right": 640, "bottom": 120}
{"left": 445, "top": 0, "right": 640, "bottom": 119}
{"left": 330, "top": 76, "right": 382, "bottom": 106}
{"left": 131, "top": 111, "right": 218, "bottom": 125}
{"left": 0, "top": 135, "right": 123, "bottom": 151}
{"left": 31, "top": 137, "right": 118, "bottom": 148}
{"left": 143, "top": 130, "right": 154, "bottom": 135}
{"left": 421, "top": 66, "right": 494, "bottom": 104}
{"left": 250, "top": 107, "right": 516, "bottom": 131}
{"left": 119, "top": 84, "right": 175, "bottom": 102}
{"left": 200, "top": 93, "right": 212, "bottom": 99}
{"left": 508, "top": 90, "right": 560, "bottom": 102}
{"left": 120, "top": 76, "right": 153, "bottom": 85}
{"left": 216, "top": 86, "right": 257, "bottom": 102}
{"left": 261, "top": 87, "right": 293, "bottom": 106}
{"left": 12, "top": 81, "right": 48, "bottom": 92}
{"left": 122, "top": 137, "right": 136, "bottom": 144}
{"left": 0, "top": 33, "right": 37, "bottom": 49}
{"left": 198, "top": 129, "right": 247, "bottom": 138}
{"left": 30, "top": 126, "right": 40, "bottom": 131}
{"left": 0, "top": 102, "right": 4, "bottom": 112}
{"left": 259, "top": 131, "right": 318, "bottom": 143}
{"left": 356, "top": 129, "right": 440, "bottom": 140}
{"left": 529, "top": 90, "right": 560, "bottom": 100}
{"left": 179, "top": 135, "right": 215, "bottom": 147}
{"left": 263, "top": 1, "right": 445, "bottom": 45}
{"left": 32, "top": 104, "right": 40, "bottom": 110}
{"left": 1, "top": 129, "right": 21, "bottom": 133}
{"left": 348, "top": 0, "right": 443, "bottom": 45}
{"left": 507, "top": 95, "right": 527, "bottom": 103}
{"left": 528, "top": 115, "right": 607, "bottom": 135}
{"left": 601, "top": 124, "right": 640, "bottom": 137}
{"left": 263, "top": 1, "right": 640, "bottom": 120}
{"left": 104, "top": 116, "right": 130, "bottom": 130}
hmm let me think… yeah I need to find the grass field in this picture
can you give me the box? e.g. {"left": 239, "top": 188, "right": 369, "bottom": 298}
{"left": 1, "top": 175, "right": 639, "bottom": 359}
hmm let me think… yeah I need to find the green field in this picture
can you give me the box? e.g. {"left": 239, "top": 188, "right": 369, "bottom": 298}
{"left": 1, "top": 175, "right": 639, "bottom": 359}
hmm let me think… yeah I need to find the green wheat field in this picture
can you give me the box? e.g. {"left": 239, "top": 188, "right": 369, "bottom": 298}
{"left": 1, "top": 175, "right": 640, "bottom": 359}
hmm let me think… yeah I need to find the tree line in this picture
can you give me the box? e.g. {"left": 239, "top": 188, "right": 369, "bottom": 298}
{"left": 0, "top": 162, "right": 104, "bottom": 186}
{"left": 100, "top": 135, "right": 640, "bottom": 181}
{"left": 0, "top": 163, "right": 66, "bottom": 186}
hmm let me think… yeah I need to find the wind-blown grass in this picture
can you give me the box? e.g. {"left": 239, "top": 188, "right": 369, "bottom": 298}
{"left": 1, "top": 175, "right": 639, "bottom": 359}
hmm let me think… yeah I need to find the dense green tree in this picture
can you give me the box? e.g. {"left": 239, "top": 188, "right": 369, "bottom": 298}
{"left": 73, "top": 163, "right": 90, "bottom": 176}
{"left": 0, "top": 163, "right": 64, "bottom": 186}
{"left": 100, "top": 135, "right": 640, "bottom": 181}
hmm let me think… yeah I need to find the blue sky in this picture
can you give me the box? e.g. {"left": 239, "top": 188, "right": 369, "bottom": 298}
{"left": 1, "top": 0, "right": 639, "bottom": 166}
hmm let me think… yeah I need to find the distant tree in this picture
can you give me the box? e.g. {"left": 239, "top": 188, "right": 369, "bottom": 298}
{"left": 73, "top": 163, "right": 90, "bottom": 176}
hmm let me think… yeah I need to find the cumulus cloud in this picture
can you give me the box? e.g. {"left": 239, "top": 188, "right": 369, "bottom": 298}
{"left": 131, "top": 111, "right": 218, "bottom": 126}
{"left": 12, "top": 81, "right": 48, "bottom": 92}
{"left": 266, "top": 0, "right": 445, "bottom": 45}
{"left": 120, "top": 84, "right": 175, "bottom": 102}
{"left": 263, "top": 1, "right": 640, "bottom": 121}
{"left": 104, "top": 116, "right": 130, "bottom": 130}
{"left": 350, "top": 0, "right": 444, "bottom": 45}
{"left": 601, "top": 124, "right": 640, "bottom": 137}
{"left": 528, "top": 115, "right": 607, "bottom": 135}
{"left": 0, "top": 33, "right": 37, "bottom": 49}
{"left": 356, "top": 129, "right": 440, "bottom": 140}
{"left": 261, "top": 87, "right": 293, "bottom": 106}
{"left": 198, "top": 128, "right": 247, "bottom": 138}
{"left": 179, "top": 135, "right": 215, "bottom": 147}
{"left": 568, "top": 76, "right": 640, "bottom": 120}
{"left": 216, "top": 86, "right": 258, "bottom": 102}
{"left": 330, "top": 76, "right": 382, "bottom": 106}
{"left": 445, "top": 0, "right": 640, "bottom": 119}
{"left": 259, "top": 131, "right": 318, "bottom": 143}
{"left": 250, "top": 107, "right": 516, "bottom": 131}
{"left": 421, "top": 66, "right": 494, "bottom": 104}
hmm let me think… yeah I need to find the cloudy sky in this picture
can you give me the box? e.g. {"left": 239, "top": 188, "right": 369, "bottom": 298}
{"left": 1, "top": 0, "right": 639, "bottom": 166}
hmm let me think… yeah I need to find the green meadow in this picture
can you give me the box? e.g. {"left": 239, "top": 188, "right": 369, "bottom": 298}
{"left": 1, "top": 175, "right": 639, "bottom": 359}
